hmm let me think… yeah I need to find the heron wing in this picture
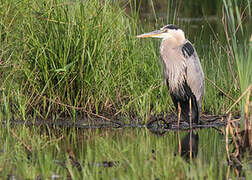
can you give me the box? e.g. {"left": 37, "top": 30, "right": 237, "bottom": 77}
{"left": 181, "top": 41, "right": 204, "bottom": 109}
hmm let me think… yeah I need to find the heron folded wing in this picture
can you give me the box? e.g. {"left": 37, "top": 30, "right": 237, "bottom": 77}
{"left": 182, "top": 43, "right": 204, "bottom": 112}
{"left": 182, "top": 42, "right": 194, "bottom": 58}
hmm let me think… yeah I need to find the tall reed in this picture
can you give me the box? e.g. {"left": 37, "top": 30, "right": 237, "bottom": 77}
{"left": 0, "top": 0, "right": 170, "bottom": 120}
{"left": 222, "top": 0, "right": 252, "bottom": 127}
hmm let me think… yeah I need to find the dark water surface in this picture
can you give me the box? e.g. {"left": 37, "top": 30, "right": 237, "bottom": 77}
{"left": 121, "top": 0, "right": 251, "bottom": 45}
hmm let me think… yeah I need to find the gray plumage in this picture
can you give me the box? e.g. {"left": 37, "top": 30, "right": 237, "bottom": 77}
{"left": 137, "top": 24, "right": 204, "bottom": 124}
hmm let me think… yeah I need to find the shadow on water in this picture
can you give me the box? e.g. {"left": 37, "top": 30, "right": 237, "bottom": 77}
{"left": 177, "top": 131, "right": 199, "bottom": 160}
{"left": 147, "top": 118, "right": 199, "bottom": 161}
{"left": 146, "top": 117, "right": 252, "bottom": 178}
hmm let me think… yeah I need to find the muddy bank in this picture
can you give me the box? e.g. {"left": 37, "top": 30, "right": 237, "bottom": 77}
{"left": 2, "top": 114, "right": 233, "bottom": 130}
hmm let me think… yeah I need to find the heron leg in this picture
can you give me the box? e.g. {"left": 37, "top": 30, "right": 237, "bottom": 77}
{"left": 189, "top": 98, "right": 193, "bottom": 159}
{"left": 177, "top": 130, "right": 181, "bottom": 155}
{"left": 189, "top": 130, "right": 192, "bottom": 160}
{"left": 177, "top": 102, "right": 181, "bottom": 128}
{"left": 189, "top": 98, "right": 192, "bottom": 129}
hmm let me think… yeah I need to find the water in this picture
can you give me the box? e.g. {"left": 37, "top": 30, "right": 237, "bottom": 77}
{"left": 122, "top": 0, "right": 251, "bottom": 45}
{"left": 56, "top": 127, "right": 236, "bottom": 179}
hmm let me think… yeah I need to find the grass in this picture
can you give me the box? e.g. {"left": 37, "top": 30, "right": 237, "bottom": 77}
{"left": 0, "top": 0, "right": 170, "bottom": 121}
{"left": 0, "top": 0, "right": 251, "bottom": 179}
{"left": 0, "top": 0, "right": 245, "bottom": 121}
{"left": 222, "top": 0, "right": 252, "bottom": 128}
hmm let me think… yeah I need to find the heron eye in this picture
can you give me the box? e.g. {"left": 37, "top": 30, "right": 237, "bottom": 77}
{"left": 161, "top": 28, "right": 168, "bottom": 32}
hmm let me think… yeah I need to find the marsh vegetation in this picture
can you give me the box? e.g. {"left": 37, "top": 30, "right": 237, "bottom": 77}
{"left": 0, "top": 0, "right": 251, "bottom": 179}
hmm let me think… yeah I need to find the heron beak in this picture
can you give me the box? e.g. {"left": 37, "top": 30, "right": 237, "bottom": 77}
{"left": 136, "top": 30, "right": 165, "bottom": 38}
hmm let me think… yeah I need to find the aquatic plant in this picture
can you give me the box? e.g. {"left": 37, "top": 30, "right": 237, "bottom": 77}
{"left": 222, "top": 0, "right": 252, "bottom": 128}
{"left": 222, "top": 0, "right": 252, "bottom": 171}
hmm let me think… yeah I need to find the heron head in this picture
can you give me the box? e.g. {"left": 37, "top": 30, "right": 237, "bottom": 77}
{"left": 136, "top": 24, "right": 185, "bottom": 41}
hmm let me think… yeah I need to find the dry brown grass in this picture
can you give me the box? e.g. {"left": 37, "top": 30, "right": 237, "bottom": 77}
{"left": 225, "top": 85, "right": 252, "bottom": 176}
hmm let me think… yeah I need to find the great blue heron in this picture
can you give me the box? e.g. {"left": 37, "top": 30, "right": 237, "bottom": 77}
{"left": 137, "top": 24, "right": 204, "bottom": 124}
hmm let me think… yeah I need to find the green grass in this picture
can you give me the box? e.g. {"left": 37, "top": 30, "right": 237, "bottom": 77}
{"left": 0, "top": 0, "right": 170, "bottom": 121}
{"left": 223, "top": 0, "right": 252, "bottom": 128}
{"left": 0, "top": 0, "right": 246, "bottom": 121}
{"left": 0, "top": 0, "right": 251, "bottom": 179}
